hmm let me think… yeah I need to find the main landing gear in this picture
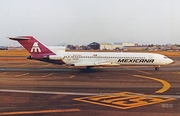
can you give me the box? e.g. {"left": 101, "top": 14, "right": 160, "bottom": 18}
{"left": 155, "top": 66, "right": 160, "bottom": 71}
{"left": 86, "top": 66, "right": 93, "bottom": 70}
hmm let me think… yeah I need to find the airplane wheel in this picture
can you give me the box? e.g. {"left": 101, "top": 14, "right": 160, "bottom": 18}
{"left": 86, "top": 66, "right": 92, "bottom": 70}
{"left": 155, "top": 67, "right": 159, "bottom": 71}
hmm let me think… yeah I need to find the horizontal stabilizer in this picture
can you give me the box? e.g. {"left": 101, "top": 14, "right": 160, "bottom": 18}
{"left": 8, "top": 36, "right": 31, "bottom": 40}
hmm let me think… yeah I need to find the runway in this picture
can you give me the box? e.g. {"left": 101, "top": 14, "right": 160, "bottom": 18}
{"left": 0, "top": 57, "right": 180, "bottom": 116}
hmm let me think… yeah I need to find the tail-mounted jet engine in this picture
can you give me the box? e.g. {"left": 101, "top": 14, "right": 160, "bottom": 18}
{"left": 48, "top": 55, "right": 64, "bottom": 60}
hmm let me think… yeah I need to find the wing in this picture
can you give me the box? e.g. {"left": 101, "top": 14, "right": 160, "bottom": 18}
{"left": 70, "top": 60, "right": 119, "bottom": 66}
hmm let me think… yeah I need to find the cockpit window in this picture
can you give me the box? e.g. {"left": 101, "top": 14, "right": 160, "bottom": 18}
{"left": 163, "top": 56, "right": 168, "bottom": 59}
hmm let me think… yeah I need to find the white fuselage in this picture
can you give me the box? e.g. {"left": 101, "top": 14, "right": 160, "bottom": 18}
{"left": 51, "top": 51, "right": 173, "bottom": 67}
{"left": 9, "top": 36, "right": 174, "bottom": 70}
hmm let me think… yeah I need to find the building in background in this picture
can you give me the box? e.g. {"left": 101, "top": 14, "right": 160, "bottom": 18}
{"left": 99, "top": 42, "right": 113, "bottom": 50}
{"left": 99, "top": 42, "right": 135, "bottom": 50}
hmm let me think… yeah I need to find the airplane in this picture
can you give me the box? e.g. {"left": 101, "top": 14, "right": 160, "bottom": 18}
{"left": 9, "top": 36, "right": 173, "bottom": 70}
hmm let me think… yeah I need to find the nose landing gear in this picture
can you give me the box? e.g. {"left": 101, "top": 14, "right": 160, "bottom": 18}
{"left": 155, "top": 66, "right": 160, "bottom": 71}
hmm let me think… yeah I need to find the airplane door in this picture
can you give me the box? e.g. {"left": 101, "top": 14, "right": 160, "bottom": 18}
{"left": 67, "top": 54, "right": 71, "bottom": 61}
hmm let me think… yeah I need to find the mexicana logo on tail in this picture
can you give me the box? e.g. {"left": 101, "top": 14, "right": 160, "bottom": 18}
{"left": 30, "top": 42, "right": 41, "bottom": 52}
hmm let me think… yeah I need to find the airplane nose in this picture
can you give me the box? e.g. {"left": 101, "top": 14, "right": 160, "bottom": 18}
{"left": 168, "top": 58, "right": 173, "bottom": 64}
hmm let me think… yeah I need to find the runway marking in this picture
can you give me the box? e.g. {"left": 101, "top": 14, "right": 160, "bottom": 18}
{"left": 134, "top": 70, "right": 152, "bottom": 74}
{"left": 133, "top": 75, "right": 171, "bottom": 93}
{"left": 0, "top": 72, "right": 7, "bottom": 75}
{"left": 0, "top": 89, "right": 99, "bottom": 96}
{"left": 45, "top": 64, "right": 51, "bottom": 66}
{"left": 0, "top": 108, "right": 80, "bottom": 115}
{"left": 74, "top": 92, "right": 176, "bottom": 110}
{"left": 15, "top": 73, "right": 29, "bottom": 77}
{"left": 69, "top": 75, "right": 75, "bottom": 78}
{"left": 41, "top": 73, "right": 53, "bottom": 78}
{"left": 20, "top": 63, "right": 27, "bottom": 66}
{"left": 123, "top": 67, "right": 152, "bottom": 74}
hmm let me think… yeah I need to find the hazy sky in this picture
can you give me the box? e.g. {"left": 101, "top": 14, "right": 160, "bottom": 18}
{"left": 1, "top": 0, "right": 180, "bottom": 46}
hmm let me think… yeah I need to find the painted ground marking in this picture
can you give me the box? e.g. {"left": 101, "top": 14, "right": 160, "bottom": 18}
{"left": 15, "top": 73, "right": 29, "bottom": 77}
{"left": 69, "top": 75, "right": 75, "bottom": 78}
{"left": 133, "top": 75, "right": 171, "bottom": 93}
{"left": 41, "top": 73, "right": 53, "bottom": 78}
{"left": 0, "top": 108, "right": 80, "bottom": 115}
{"left": 123, "top": 67, "right": 152, "bottom": 74}
{"left": 0, "top": 72, "right": 7, "bottom": 76}
{"left": 74, "top": 92, "right": 176, "bottom": 109}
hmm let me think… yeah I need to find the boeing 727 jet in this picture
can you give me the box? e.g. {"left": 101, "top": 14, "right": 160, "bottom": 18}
{"left": 9, "top": 36, "right": 173, "bottom": 70}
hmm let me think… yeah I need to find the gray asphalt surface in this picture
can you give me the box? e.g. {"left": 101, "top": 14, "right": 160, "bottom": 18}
{"left": 0, "top": 58, "right": 180, "bottom": 116}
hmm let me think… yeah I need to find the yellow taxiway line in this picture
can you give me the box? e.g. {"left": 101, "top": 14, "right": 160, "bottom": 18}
{"left": 123, "top": 67, "right": 152, "bottom": 75}
{"left": 0, "top": 109, "right": 80, "bottom": 115}
{"left": 0, "top": 72, "right": 7, "bottom": 76}
{"left": 133, "top": 75, "right": 171, "bottom": 93}
{"left": 41, "top": 73, "right": 53, "bottom": 78}
{"left": 15, "top": 73, "right": 29, "bottom": 77}
{"left": 69, "top": 75, "right": 75, "bottom": 78}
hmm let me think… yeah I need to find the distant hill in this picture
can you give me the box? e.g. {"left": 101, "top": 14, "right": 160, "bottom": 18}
{"left": 0, "top": 46, "right": 8, "bottom": 50}
{"left": 56, "top": 43, "right": 69, "bottom": 47}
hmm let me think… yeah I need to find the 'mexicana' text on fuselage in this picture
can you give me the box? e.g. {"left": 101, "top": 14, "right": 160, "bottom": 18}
{"left": 117, "top": 59, "right": 154, "bottom": 63}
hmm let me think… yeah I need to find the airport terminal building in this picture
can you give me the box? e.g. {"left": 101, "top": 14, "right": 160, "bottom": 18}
{"left": 100, "top": 42, "right": 135, "bottom": 50}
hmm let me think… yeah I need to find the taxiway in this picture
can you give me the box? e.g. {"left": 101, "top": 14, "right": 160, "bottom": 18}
{"left": 0, "top": 57, "right": 180, "bottom": 116}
